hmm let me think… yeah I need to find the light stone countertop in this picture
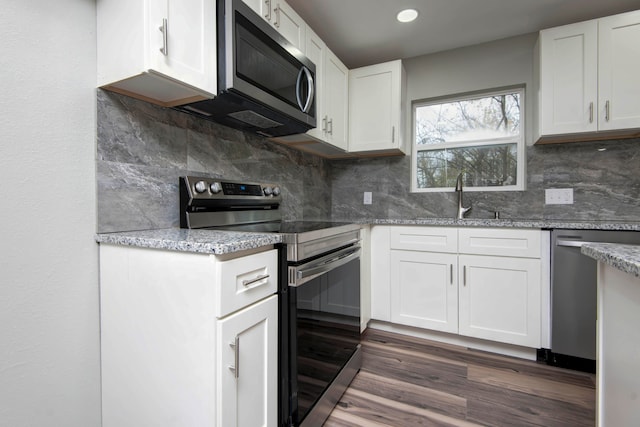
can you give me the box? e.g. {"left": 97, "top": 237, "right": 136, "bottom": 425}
{"left": 95, "top": 219, "right": 640, "bottom": 255}
{"left": 95, "top": 228, "right": 282, "bottom": 255}
{"left": 581, "top": 243, "right": 640, "bottom": 278}
{"left": 364, "top": 218, "right": 640, "bottom": 231}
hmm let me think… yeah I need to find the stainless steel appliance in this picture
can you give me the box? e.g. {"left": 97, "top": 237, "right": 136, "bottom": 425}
{"left": 175, "top": 0, "right": 316, "bottom": 137}
{"left": 548, "top": 228, "right": 640, "bottom": 372}
{"left": 179, "top": 176, "right": 361, "bottom": 427}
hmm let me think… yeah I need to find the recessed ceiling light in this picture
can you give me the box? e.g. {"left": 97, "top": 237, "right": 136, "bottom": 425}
{"left": 397, "top": 8, "right": 418, "bottom": 23}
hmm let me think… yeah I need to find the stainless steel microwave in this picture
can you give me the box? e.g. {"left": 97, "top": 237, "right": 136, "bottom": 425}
{"left": 176, "top": 0, "right": 316, "bottom": 137}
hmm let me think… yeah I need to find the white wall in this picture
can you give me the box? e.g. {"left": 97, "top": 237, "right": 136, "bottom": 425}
{"left": 403, "top": 33, "right": 538, "bottom": 145}
{"left": 0, "top": 1, "right": 101, "bottom": 426}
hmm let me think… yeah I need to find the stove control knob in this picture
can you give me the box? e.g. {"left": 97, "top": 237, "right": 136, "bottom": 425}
{"left": 194, "top": 180, "right": 207, "bottom": 194}
{"left": 272, "top": 186, "right": 281, "bottom": 196}
{"left": 210, "top": 182, "right": 222, "bottom": 194}
{"left": 263, "top": 186, "right": 273, "bottom": 196}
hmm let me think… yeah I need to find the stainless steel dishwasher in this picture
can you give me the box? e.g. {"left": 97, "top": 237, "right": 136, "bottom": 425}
{"left": 548, "top": 229, "right": 640, "bottom": 372}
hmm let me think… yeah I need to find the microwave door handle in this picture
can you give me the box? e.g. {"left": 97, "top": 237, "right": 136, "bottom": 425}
{"left": 296, "top": 66, "right": 315, "bottom": 113}
{"left": 303, "top": 67, "right": 314, "bottom": 113}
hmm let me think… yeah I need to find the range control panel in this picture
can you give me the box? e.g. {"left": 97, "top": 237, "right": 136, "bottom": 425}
{"left": 181, "top": 176, "right": 281, "bottom": 200}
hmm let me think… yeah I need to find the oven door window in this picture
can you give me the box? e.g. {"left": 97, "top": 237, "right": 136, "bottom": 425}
{"left": 291, "top": 257, "right": 360, "bottom": 424}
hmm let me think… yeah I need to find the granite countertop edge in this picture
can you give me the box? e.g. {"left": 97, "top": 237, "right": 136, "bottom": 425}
{"left": 581, "top": 243, "right": 640, "bottom": 278}
{"left": 95, "top": 219, "right": 640, "bottom": 255}
{"left": 361, "top": 218, "right": 640, "bottom": 231}
{"left": 95, "top": 228, "right": 283, "bottom": 255}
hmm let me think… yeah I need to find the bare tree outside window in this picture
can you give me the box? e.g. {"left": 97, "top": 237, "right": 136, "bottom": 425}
{"left": 412, "top": 88, "right": 524, "bottom": 191}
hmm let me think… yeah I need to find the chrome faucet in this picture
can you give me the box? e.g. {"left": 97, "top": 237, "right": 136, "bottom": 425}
{"left": 455, "top": 172, "right": 471, "bottom": 219}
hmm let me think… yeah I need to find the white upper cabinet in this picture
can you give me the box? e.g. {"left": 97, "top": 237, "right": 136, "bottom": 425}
{"left": 243, "top": 0, "right": 306, "bottom": 52}
{"left": 273, "top": 1, "right": 306, "bottom": 52}
{"left": 536, "top": 10, "right": 640, "bottom": 143}
{"left": 349, "top": 60, "right": 407, "bottom": 155}
{"left": 306, "top": 34, "right": 350, "bottom": 152}
{"left": 97, "top": 0, "right": 217, "bottom": 107}
{"left": 538, "top": 20, "right": 598, "bottom": 137}
{"left": 241, "top": 0, "right": 272, "bottom": 21}
{"left": 322, "top": 50, "right": 349, "bottom": 151}
{"left": 304, "top": 28, "right": 326, "bottom": 142}
{"left": 598, "top": 11, "right": 640, "bottom": 131}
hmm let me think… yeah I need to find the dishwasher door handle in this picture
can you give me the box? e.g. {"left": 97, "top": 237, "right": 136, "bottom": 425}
{"left": 556, "top": 239, "right": 601, "bottom": 248}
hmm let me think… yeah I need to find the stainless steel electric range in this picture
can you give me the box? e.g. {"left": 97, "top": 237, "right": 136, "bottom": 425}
{"left": 180, "top": 176, "right": 362, "bottom": 427}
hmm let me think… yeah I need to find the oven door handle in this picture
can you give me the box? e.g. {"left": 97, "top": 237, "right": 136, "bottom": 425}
{"left": 289, "top": 245, "right": 360, "bottom": 287}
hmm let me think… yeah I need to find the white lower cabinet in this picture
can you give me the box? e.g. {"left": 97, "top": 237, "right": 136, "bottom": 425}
{"left": 382, "top": 226, "right": 545, "bottom": 349}
{"left": 99, "top": 244, "right": 278, "bottom": 427}
{"left": 390, "top": 250, "right": 458, "bottom": 333}
{"left": 458, "top": 255, "right": 541, "bottom": 347}
{"left": 218, "top": 295, "right": 277, "bottom": 427}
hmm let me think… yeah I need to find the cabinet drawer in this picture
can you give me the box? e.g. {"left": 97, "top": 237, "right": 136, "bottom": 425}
{"left": 215, "top": 249, "right": 278, "bottom": 318}
{"left": 458, "top": 228, "right": 541, "bottom": 258}
{"left": 390, "top": 226, "right": 457, "bottom": 253}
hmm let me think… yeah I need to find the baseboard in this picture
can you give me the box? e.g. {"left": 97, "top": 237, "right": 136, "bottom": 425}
{"left": 367, "top": 320, "right": 538, "bottom": 361}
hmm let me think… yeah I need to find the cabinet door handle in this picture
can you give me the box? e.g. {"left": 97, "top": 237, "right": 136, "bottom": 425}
{"left": 327, "top": 118, "right": 333, "bottom": 135}
{"left": 450, "top": 264, "right": 453, "bottom": 284}
{"left": 589, "top": 102, "right": 593, "bottom": 123}
{"left": 242, "top": 274, "right": 270, "bottom": 287}
{"left": 274, "top": 3, "right": 280, "bottom": 28}
{"left": 605, "top": 100, "right": 610, "bottom": 122}
{"left": 322, "top": 115, "right": 328, "bottom": 132}
{"left": 159, "top": 18, "right": 168, "bottom": 56}
{"left": 463, "top": 265, "right": 467, "bottom": 286}
{"left": 228, "top": 336, "right": 239, "bottom": 379}
{"left": 264, "top": 0, "right": 271, "bottom": 20}
{"left": 392, "top": 126, "right": 395, "bottom": 143}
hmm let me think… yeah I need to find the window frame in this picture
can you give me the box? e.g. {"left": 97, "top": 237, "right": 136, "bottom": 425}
{"left": 411, "top": 86, "right": 526, "bottom": 193}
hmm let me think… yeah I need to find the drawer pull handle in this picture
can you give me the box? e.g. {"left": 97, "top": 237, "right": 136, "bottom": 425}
{"left": 274, "top": 3, "right": 280, "bottom": 28}
{"left": 228, "top": 336, "right": 239, "bottom": 379}
{"left": 242, "top": 274, "right": 270, "bottom": 287}
{"left": 264, "top": 0, "right": 271, "bottom": 20}
{"left": 159, "top": 18, "right": 168, "bottom": 56}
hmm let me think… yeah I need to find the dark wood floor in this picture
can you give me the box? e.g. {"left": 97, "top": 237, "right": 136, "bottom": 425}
{"left": 324, "top": 328, "right": 596, "bottom": 427}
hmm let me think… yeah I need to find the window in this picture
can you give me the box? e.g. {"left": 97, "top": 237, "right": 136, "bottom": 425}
{"left": 411, "top": 87, "right": 525, "bottom": 192}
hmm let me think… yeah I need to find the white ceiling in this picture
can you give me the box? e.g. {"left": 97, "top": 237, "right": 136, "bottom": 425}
{"left": 285, "top": 0, "right": 640, "bottom": 68}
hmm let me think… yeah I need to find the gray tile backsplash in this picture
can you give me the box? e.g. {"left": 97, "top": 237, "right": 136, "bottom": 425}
{"left": 97, "top": 90, "right": 330, "bottom": 232}
{"left": 330, "top": 139, "right": 640, "bottom": 222}
{"left": 97, "top": 90, "right": 640, "bottom": 232}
